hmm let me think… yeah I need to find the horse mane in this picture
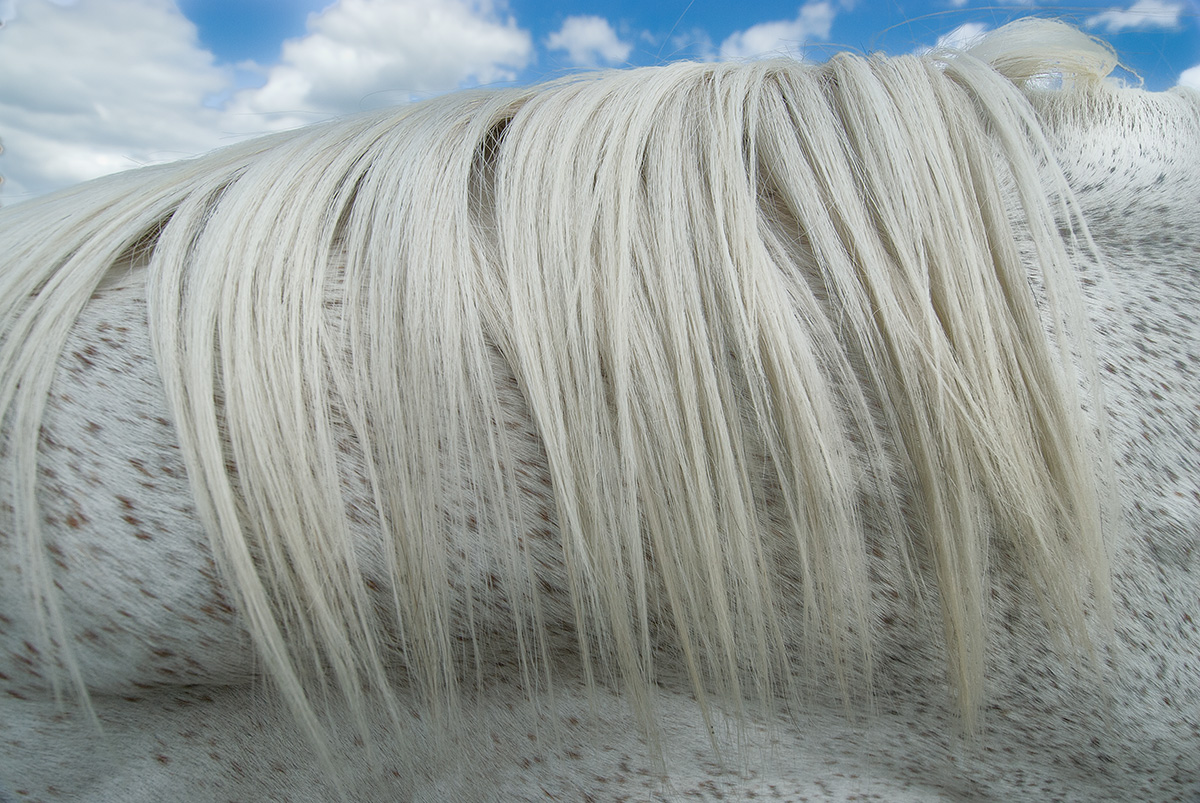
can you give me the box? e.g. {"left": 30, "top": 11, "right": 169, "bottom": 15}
{"left": 0, "top": 19, "right": 1117, "bottom": 751}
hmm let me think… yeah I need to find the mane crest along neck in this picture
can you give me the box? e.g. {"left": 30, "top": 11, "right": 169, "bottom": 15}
{"left": 0, "top": 21, "right": 1116, "bottom": 756}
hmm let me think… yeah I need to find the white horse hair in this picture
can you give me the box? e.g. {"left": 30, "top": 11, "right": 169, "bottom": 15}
{"left": 2, "top": 18, "right": 1198, "bottom": 801}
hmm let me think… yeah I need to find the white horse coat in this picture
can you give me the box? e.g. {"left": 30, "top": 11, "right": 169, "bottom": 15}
{"left": 1, "top": 20, "right": 1198, "bottom": 802}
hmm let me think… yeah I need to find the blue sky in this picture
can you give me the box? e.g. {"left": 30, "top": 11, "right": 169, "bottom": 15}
{"left": 180, "top": 0, "right": 1200, "bottom": 85}
{"left": 1, "top": 0, "right": 1197, "bottom": 203}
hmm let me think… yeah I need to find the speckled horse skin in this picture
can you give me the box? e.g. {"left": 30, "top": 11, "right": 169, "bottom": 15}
{"left": 1, "top": 21, "right": 1198, "bottom": 802}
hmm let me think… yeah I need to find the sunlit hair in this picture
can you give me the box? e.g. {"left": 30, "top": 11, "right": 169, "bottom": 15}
{"left": 0, "top": 18, "right": 1118, "bottom": 759}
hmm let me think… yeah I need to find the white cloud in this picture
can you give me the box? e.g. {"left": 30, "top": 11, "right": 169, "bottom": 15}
{"left": 1086, "top": 0, "right": 1184, "bottom": 33}
{"left": 909, "top": 22, "right": 990, "bottom": 57}
{"left": 665, "top": 27, "right": 717, "bottom": 62}
{"left": 0, "top": 0, "right": 535, "bottom": 202}
{"left": 546, "top": 15, "right": 632, "bottom": 68}
{"left": 227, "top": 0, "right": 532, "bottom": 128}
{"left": 935, "top": 22, "right": 989, "bottom": 51}
{"left": 0, "top": 0, "right": 230, "bottom": 201}
{"left": 719, "top": 2, "right": 837, "bottom": 61}
{"left": 1181, "top": 64, "right": 1200, "bottom": 90}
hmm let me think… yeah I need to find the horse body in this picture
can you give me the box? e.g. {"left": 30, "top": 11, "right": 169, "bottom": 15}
{"left": 2, "top": 22, "right": 1199, "bottom": 801}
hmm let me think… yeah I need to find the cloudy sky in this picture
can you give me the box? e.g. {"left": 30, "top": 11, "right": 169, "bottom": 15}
{"left": 1, "top": 0, "right": 1197, "bottom": 203}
